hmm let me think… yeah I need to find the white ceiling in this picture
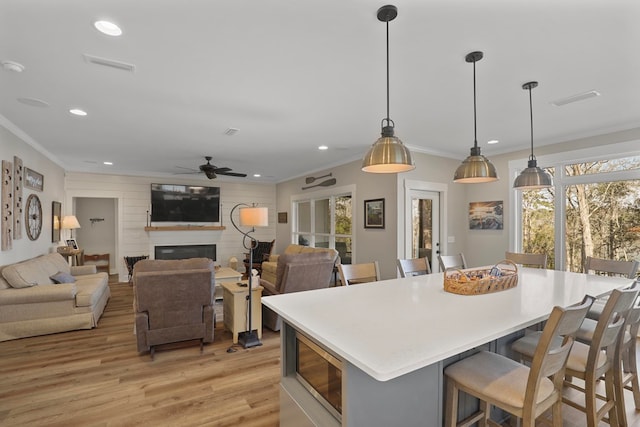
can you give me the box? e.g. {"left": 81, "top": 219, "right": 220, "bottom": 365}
{"left": 1, "top": 0, "right": 639, "bottom": 183}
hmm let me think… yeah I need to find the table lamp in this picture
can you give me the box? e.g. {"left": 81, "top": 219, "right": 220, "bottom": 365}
{"left": 61, "top": 215, "right": 81, "bottom": 239}
{"left": 230, "top": 203, "right": 268, "bottom": 348}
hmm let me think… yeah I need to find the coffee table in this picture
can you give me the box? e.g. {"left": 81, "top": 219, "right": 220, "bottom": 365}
{"left": 214, "top": 267, "right": 242, "bottom": 300}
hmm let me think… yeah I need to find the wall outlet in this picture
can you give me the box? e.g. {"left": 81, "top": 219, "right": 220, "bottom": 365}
{"left": 447, "top": 236, "right": 455, "bottom": 243}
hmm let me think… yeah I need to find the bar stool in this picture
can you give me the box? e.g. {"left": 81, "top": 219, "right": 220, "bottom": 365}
{"left": 444, "top": 295, "right": 594, "bottom": 427}
{"left": 511, "top": 287, "right": 638, "bottom": 427}
{"left": 338, "top": 261, "right": 380, "bottom": 285}
{"left": 396, "top": 257, "right": 431, "bottom": 277}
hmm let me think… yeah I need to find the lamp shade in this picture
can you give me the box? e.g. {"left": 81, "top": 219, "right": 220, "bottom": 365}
{"left": 61, "top": 215, "right": 81, "bottom": 229}
{"left": 453, "top": 148, "right": 498, "bottom": 183}
{"left": 362, "top": 133, "right": 415, "bottom": 173}
{"left": 239, "top": 207, "right": 268, "bottom": 227}
{"left": 513, "top": 159, "right": 553, "bottom": 190}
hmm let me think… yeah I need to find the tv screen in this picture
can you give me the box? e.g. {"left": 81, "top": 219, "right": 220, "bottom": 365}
{"left": 151, "top": 184, "right": 220, "bottom": 223}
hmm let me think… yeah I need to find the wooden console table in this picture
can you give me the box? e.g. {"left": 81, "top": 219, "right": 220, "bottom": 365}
{"left": 144, "top": 225, "right": 225, "bottom": 231}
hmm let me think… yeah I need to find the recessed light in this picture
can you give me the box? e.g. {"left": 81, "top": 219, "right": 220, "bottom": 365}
{"left": 253, "top": 173, "right": 261, "bottom": 178}
{"left": 487, "top": 140, "right": 499, "bottom": 145}
{"left": 2, "top": 60, "right": 25, "bottom": 73}
{"left": 69, "top": 108, "right": 87, "bottom": 116}
{"left": 103, "top": 161, "right": 113, "bottom": 166}
{"left": 94, "top": 20, "right": 122, "bottom": 36}
{"left": 318, "top": 145, "right": 329, "bottom": 150}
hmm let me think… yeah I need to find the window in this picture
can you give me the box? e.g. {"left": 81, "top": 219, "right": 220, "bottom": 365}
{"left": 293, "top": 188, "right": 353, "bottom": 264}
{"left": 513, "top": 148, "right": 640, "bottom": 273}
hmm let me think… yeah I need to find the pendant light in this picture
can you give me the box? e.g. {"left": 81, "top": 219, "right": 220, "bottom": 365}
{"left": 453, "top": 51, "right": 498, "bottom": 183}
{"left": 513, "top": 81, "right": 553, "bottom": 190}
{"left": 362, "top": 5, "right": 415, "bottom": 174}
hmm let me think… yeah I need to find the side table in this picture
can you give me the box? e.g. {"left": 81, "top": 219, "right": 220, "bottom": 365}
{"left": 221, "top": 281, "right": 263, "bottom": 344}
{"left": 214, "top": 267, "right": 243, "bottom": 300}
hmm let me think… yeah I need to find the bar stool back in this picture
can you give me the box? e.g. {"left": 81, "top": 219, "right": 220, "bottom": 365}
{"left": 512, "top": 287, "right": 638, "bottom": 427}
{"left": 396, "top": 257, "right": 431, "bottom": 277}
{"left": 505, "top": 251, "right": 548, "bottom": 269}
{"left": 437, "top": 253, "right": 467, "bottom": 272}
{"left": 444, "top": 295, "right": 594, "bottom": 427}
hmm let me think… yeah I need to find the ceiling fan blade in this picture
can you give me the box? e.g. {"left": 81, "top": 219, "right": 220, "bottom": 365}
{"left": 216, "top": 171, "right": 247, "bottom": 177}
{"left": 212, "top": 167, "right": 232, "bottom": 173}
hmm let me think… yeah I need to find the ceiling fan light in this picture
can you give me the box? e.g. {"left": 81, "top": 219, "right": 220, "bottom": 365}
{"left": 362, "top": 134, "right": 415, "bottom": 173}
{"left": 453, "top": 148, "right": 498, "bottom": 183}
{"left": 513, "top": 159, "right": 553, "bottom": 190}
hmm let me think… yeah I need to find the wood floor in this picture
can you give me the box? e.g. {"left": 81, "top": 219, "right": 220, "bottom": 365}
{"left": 0, "top": 281, "right": 281, "bottom": 427}
{"left": 2, "top": 280, "right": 640, "bottom": 426}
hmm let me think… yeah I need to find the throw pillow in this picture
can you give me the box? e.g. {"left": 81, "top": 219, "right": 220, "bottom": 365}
{"left": 50, "top": 271, "right": 76, "bottom": 284}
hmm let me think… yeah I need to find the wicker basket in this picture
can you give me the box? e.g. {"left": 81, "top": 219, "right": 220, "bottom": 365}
{"left": 443, "top": 260, "right": 518, "bottom": 295}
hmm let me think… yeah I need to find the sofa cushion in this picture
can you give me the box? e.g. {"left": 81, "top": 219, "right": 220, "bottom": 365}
{"left": 74, "top": 274, "right": 109, "bottom": 307}
{"left": 2, "top": 262, "right": 47, "bottom": 288}
{"left": 50, "top": 271, "right": 76, "bottom": 284}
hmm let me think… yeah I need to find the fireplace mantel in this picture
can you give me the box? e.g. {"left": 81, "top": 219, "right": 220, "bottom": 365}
{"left": 144, "top": 225, "right": 225, "bottom": 231}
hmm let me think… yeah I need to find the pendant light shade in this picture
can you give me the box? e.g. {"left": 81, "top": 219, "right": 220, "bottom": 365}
{"left": 513, "top": 81, "right": 553, "bottom": 190}
{"left": 362, "top": 5, "right": 415, "bottom": 174}
{"left": 453, "top": 51, "right": 498, "bottom": 183}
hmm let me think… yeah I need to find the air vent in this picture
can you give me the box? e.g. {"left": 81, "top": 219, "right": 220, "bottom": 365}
{"left": 83, "top": 54, "right": 136, "bottom": 72}
{"left": 551, "top": 90, "right": 600, "bottom": 107}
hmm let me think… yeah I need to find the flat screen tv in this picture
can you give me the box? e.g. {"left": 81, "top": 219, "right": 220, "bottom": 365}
{"left": 150, "top": 184, "right": 220, "bottom": 223}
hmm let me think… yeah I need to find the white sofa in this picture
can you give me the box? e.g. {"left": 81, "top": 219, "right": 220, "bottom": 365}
{"left": 0, "top": 253, "right": 111, "bottom": 341}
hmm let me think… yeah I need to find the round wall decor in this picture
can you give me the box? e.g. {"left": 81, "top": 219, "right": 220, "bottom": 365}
{"left": 25, "top": 193, "right": 42, "bottom": 240}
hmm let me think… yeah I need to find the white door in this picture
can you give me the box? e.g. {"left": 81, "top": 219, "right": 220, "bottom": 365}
{"left": 406, "top": 190, "right": 440, "bottom": 273}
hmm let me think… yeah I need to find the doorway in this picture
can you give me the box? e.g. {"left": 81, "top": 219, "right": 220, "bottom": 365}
{"left": 406, "top": 189, "right": 440, "bottom": 273}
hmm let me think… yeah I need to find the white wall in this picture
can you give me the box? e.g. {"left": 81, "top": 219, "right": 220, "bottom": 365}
{"left": 0, "top": 122, "right": 66, "bottom": 265}
{"left": 65, "top": 172, "right": 276, "bottom": 281}
{"left": 75, "top": 197, "right": 117, "bottom": 274}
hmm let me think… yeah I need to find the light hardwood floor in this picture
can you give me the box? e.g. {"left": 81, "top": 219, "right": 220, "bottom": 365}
{"left": 2, "top": 281, "right": 640, "bottom": 426}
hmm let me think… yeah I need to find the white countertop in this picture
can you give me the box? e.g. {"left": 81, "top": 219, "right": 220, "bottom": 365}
{"left": 262, "top": 268, "right": 633, "bottom": 382}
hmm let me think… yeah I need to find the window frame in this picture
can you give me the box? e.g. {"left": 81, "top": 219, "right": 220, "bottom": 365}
{"left": 509, "top": 140, "right": 640, "bottom": 270}
{"left": 291, "top": 184, "right": 356, "bottom": 260}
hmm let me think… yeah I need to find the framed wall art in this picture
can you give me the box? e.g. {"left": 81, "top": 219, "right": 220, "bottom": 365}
{"left": 278, "top": 212, "right": 288, "bottom": 224}
{"left": 364, "top": 198, "right": 385, "bottom": 229}
{"left": 25, "top": 167, "right": 44, "bottom": 191}
{"left": 469, "top": 201, "right": 504, "bottom": 230}
{"left": 52, "top": 201, "right": 61, "bottom": 243}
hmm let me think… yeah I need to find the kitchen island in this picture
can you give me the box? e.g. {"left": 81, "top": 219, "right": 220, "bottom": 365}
{"left": 262, "top": 267, "right": 634, "bottom": 427}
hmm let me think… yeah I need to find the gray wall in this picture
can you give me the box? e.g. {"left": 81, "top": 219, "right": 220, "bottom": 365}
{"left": 0, "top": 122, "right": 66, "bottom": 265}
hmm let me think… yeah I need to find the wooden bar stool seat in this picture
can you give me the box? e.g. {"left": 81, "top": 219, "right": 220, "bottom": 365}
{"left": 444, "top": 295, "right": 594, "bottom": 427}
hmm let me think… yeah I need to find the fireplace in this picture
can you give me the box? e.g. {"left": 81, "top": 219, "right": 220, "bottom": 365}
{"left": 154, "top": 244, "right": 216, "bottom": 261}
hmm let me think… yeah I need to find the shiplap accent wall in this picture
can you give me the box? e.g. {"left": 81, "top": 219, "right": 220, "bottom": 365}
{"left": 65, "top": 172, "right": 276, "bottom": 282}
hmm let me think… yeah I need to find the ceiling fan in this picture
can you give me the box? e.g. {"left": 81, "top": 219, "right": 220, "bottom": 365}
{"left": 176, "top": 156, "right": 247, "bottom": 179}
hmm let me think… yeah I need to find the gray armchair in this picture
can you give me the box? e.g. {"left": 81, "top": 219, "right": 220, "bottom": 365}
{"left": 133, "top": 258, "right": 215, "bottom": 359}
{"left": 261, "top": 250, "right": 338, "bottom": 331}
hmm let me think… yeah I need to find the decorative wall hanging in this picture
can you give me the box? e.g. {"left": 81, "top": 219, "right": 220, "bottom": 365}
{"left": 13, "top": 156, "right": 23, "bottom": 240}
{"left": 468, "top": 201, "right": 503, "bottom": 230}
{"left": 305, "top": 173, "right": 332, "bottom": 185}
{"left": 302, "top": 177, "right": 336, "bottom": 190}
{"left": 25, "top": 193, "right": 42, "bottom": 240}
{"left": 52, "top": 201, "right": 61, "bottom": 242}
{"left": 364, "top": 198, "right": 385, "bottom": 229}
{"left": 2, "top": 160, "right": 13, "bottom": 250}
{"left": 278, "top": 212, "right": 288, "bottom": 224}
{"left": 24, "top": 167, "right": 43, "bottom": 191}
{"left": 89, "top": 217, "right": 105, "bottom": 225}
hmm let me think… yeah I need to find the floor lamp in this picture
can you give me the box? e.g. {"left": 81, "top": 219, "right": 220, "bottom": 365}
{"left": 230, "top": 203, "right": 268, "bottom": 348}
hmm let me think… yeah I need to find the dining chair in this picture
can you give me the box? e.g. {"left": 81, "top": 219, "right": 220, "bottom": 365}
{"left": 512, "top": 287, "right": 639, "bottom": 427}
{"left": 505, "top": 251, "right": 548, "bottom": 269}
{"left": 584, "top": 256, "right": 639, "bottom": 279}
{"left": 396, "top": 257, "right": 431, "bottom": 278}
{"left": 437, "top": 253, "right": 467, "bottom": 271}
{"left": 444, "top": 295, "right": 594, "bottom": 427}
{"left": 338, "top": 261, "right": 380, "bottom": 286}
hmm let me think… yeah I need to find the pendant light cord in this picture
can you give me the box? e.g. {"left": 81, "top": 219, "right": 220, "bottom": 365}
{"left": 473, "top": 59, "right": 477, "bottom": 149}
{"left": 528, "top": 85, "right": 535, "bottom": 161}
{"left": 386, "top": 20, "right": 390, "bottom": 123}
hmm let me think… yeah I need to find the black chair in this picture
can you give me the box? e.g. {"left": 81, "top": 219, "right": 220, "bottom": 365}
{"left": 243, "top": 239, "right": 275, "bottom": 278}
{"left": 124, "top": 255, "right": 149, "bottom": 282}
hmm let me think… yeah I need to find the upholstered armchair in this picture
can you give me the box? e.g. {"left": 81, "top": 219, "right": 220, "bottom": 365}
{"left": 133, "top": 258, "right": 215, "bottom": 358}
{"left": 261, "top": 250, "right": 338, "bottom": 331}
